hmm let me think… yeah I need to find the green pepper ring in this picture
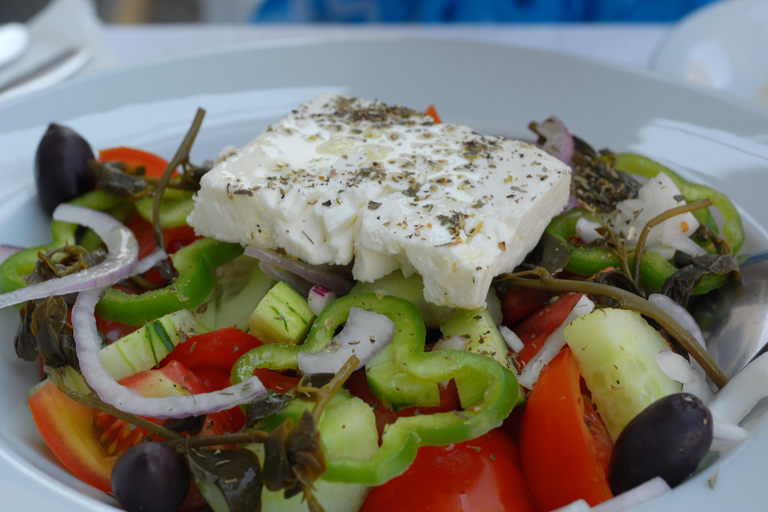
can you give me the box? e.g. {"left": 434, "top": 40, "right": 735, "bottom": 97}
{"left": 232, "top": 293, "right": 522, "bottom": 486}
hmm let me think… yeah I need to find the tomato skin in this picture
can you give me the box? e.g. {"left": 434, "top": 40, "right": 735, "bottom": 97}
{"left": 29, "top": 382, "right": 121, "bottom": 492}
{"left": 519, "top": 348, "right": 613, "bottom": 512}
{"left": 512, "top": 293, "right": 583, "bottom": 368}
{"left": 126, "top": 215, "right": 200, "bottom": 260}
{"left": 361, "top": 428, "right": 533, "bottom": 512}
{"left": 161, "top": 328, "right": 262, "bottom": 372}
{"left": 28, "top": 361, "right": 237, "bottom": 495}
{"left": 499, "top": 287, "right": 555, "bottom": 328}
{"left": 94, "top": 314, "right": 140, "bottom": 343}
{"left": 98, "top": 146, "right": 170, "bottom": 177}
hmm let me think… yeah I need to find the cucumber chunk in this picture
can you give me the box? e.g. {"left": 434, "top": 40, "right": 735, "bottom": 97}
{"left": 196, "top": 255, "right": 276, "bottom": 333}
{"left": 99, "top": 309, "right": 196, "bottom": 381}
{"left": 229, "top": 393, "right": 375, "bottom": 512}
{"left": 249, "top": 281, "right": 316, "bottom": 345}
{"left": 439, "top": 308, "right": 512, "bottom": 407}
{"left": 564, "top": 308, "right": 682, "bottom": 441}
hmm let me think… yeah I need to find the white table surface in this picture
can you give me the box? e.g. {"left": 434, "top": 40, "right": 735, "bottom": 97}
{"left": 103, "top": 23, "right": 671, "bottom": 71}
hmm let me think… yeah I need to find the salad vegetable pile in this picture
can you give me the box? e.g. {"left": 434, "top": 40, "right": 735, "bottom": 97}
{"left": 2, "top": 97, "right": 767, "bottom": 512}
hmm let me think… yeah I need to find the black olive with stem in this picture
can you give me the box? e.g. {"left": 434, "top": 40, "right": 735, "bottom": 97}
{"left": 34, "top": 123, "right": 97, "bottom": 215}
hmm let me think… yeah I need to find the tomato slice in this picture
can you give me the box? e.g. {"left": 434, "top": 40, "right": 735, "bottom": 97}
{"left": 361, "top": 428, "right": 533, "bottom": 512}
{"left": 519, "top": 348, "right": 613, "bottom": 512}
{"left": 126, "top": 215, "right": 200, "bottom": 260}
{"left": 161, "top": 328, "right": 262, "bottom": 371}
{"left": 29, "top": 361, "right": 236, "bottom": 495}
{"left": 499, "top": 287, "right": 555, "bottom": 328}
{"left": 98, "top": 146, "right": 170, "bottom": 177}
{"left": 512, "top": 293, "right": 583, "bottom": 368}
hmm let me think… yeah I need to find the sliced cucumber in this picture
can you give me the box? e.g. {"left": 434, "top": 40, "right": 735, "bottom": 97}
{"left": 245, "top": 445, "right": 370, "bottom": 512}
{"left": 230, "top": 393, "right": 375, "bottom": 512}
{"left": 99, "top": 309, "right": 196, "bottom": 381}
{"left": 249, "top": 281, "right": 316, "bottom": 345}
{"left": 196, "top": 255, "right": 276, "bottom": 333}
{"left": 564, "top": 308, "right": 683, "bottom": 441}
{"left": 440, "top": 308, "right": 511, "bottom": 370}
{"left": 439, "top": 308, "right": 512, "bottom": 407}
{"left": 28, "top": 310, "right": 196, "bottom": 397}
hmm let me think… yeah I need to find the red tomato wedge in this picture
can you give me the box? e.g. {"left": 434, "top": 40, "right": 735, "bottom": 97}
{"left": 519, "top": 348, "right": 613, "bottom": 512}
{"left": 29, "top": 361, "right": 236, "bottom": 494}
{"left": 361, "top": 428, "right": 533, "bottom": 512}
{"left": 161, "top": 328, "right": 262, "bottom": 372}
{"left": 98, "top": 146, "right": 171, "bottom": 177}
{"left": 126, "top": 215, "right": 200, "bottom": 260}
{"left": 30, "top": 382, "right": 127, "bottom": 492}
{"left": 512, "top": 293, "right": 584, "bottom": 368}
{"left": 499, "top": 287, "right": 555, "bottom": 328}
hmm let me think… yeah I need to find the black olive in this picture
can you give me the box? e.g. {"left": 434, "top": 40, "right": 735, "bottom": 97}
{"left": 608, "top": 392, "right": 713, "bottom": 495}
{"left": 34, "top": 123, "right": 96, "bottom": 215}
{"left": 111, "top": 443, "right": 190, "bottom": 512}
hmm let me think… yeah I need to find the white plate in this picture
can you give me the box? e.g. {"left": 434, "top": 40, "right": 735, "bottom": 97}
{"left": 1, "top": 38, "right": 768, "bottom": 512}
{"left": 652, "top": 0, "right": 768, "bottom": 109}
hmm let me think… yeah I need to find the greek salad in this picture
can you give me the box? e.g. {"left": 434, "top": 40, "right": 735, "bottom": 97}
{"left": 1, "top": 94, "right": 766, "bottom": 512}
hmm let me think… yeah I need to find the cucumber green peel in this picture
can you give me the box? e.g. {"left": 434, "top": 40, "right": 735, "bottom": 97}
{"left": 232, "top": 293, "right": 522, "bottom": 485}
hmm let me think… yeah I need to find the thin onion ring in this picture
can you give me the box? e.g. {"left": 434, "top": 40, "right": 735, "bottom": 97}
{"left": 0, "top": 204, "right": 138, "bottom": 309}
{"left": 73, "top": 286, "right": 266, "bottom": 419}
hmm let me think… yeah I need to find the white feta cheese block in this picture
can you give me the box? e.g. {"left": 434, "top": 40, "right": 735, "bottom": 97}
{"left": 188, "top": 93, "right": 571, "bottom": 308}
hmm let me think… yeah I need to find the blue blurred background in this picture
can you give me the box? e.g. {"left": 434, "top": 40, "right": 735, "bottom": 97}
{"left": 0, "top": 0, "right": 723, "bottom": 24}
{"left": 253, "top": 0, "right": 720, "bottom": 23}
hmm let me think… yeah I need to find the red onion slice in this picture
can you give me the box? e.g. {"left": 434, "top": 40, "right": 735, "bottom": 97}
{"left": 298, "top": 307, "right": 395, "bottom": 375}
{"left": 530, "top": 116, "right": 575, "bottom": 164}
{"left": 709, "top": 352, "right": 768, "bottom": 425}
{"left": 433, "top": 334, "right": 468, "bottom": 352}
{"left": 0, "top": 204, "right": 139, "bottom": 309}
{"left": 517, "top": 295, "right": 595, "bottom": 390}
{"left": 258, "top": 261, "right": 313, "bottom": 297}
{"left": 133, "top": 248, "right": 168, "bottom": 276}
{"left": 307, "top": 285, "right": 338, "bottom": 315}
{"left": 73, "top": 287, "right": 266, "bottom": 418}
{"left": 245, "top": 246, "right": 354, "bottom": 295}
{"left": 711, "top": 417, "right": 750, "bottom": 452}
{"left": 0, "top": 244, "right": 22, "bottom": 266}
{"left": 656, "top": 350, "right": 713, "bottom": 403}
{"left": 499, "top": 324, "right": 524, "bottom": 353}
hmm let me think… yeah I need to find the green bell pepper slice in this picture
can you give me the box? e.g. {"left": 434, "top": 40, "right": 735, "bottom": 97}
{"left": 0, "top": 190, "right": 242, "bottom": 325}
{"left": 96, "top": 238, "right": 243, "bottom": 325}
{"left": 0, "top": 190, "right": 126, "bottom": 294}
{"left": 232, "top": 293, "right": 522, "bottom": 486}
{"left": 134, "top": 189, "right": 195, "bottom": 229}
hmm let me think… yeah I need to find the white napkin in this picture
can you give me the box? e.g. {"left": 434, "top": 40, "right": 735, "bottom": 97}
{"left": 0, "top": 0, "right": 115, "bottom": 101}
